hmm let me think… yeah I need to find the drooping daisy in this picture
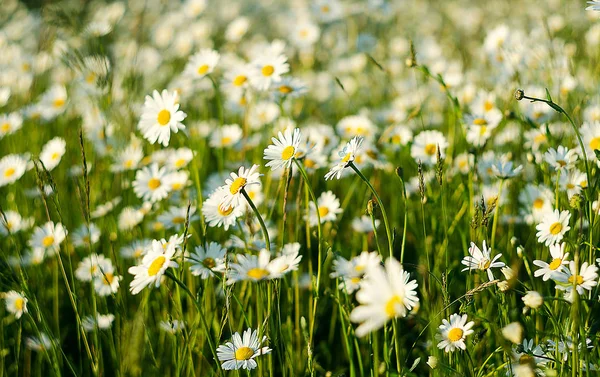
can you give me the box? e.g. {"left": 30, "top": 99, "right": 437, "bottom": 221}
{"left": 132, "top": 163, "right": 173, "bottom": 203}
{"left": 28, "top": 221, "right": 67, "bottom": 254}
{"left": 535, "top": 209, "right": 571, "bottom": 246}
{"left": 437, "top": 313, "right": 475, "bottom": 352}
{"left": 2, "top": 291, "right": 28, "bottom": 319}
{"left": 39, "top": 137, "right": 66, "bottom": 171}
{"left": 0, "top": 210, "right": 34, "bottom": 235}
{"left": 0, "top": 112, "right": 23, "bottom": 138}
{"left": 263, "top": 128, "right": 302, "bottom": 171}
{"left": 349, "top": 257, "right": 419, "bottom": 337}
{"left": 249, "top": 54, "right": 289, "bottom": 91}
{"left": 533, "top": 242, "right": 569, "bottom": 281}
{"left": 128, "top": 240, "right": 179, "bottom": 295}
{"left": 217, "top": 328, "right": 272, "bottom": 370}
{"left": 306, "top": 190, "right": 342, "bottom": 227}
{"left": 544, "top": 146, "right": 578, "bottom": 171}
{"left": 187, "top": 242, "right": 227, "bottom": 279}
{"left": 184, "top": 49, "right": 220, "bottom": 79}
{"left": 410, "top": 130, "right": 448, "bottom": 165}
{"left": 227, "top": 249, "right": 273, "bottom": 284}
{"left": 324, "top": 136, "right": 364, "bottom": 180}
{"left": 555, "top": 261, "right": 598, "bottom": 296}
{"left": 138, "top": 89, "right": 187, "bottom": 146}
{"left": 220, "top": 164, "right": 262, "bottom": 210}
{"left": 461, "top": 240, "right": 505, "bottom": 281}
{"left": 0, "top": 154, "right": 28, "bottom": 187}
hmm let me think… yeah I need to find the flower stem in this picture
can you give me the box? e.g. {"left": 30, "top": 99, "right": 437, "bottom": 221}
{"left": 242, "top": 188, "right": 271, "bottom": 252}
{"left": 490, "top": 179, "right": 504, "bottom": 253}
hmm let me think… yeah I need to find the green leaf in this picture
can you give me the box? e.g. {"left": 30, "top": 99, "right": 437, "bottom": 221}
{"left": 545, "top": 88, "right": 553, "bottom": 102}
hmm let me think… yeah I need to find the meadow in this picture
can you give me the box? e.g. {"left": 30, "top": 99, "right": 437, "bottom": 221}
{"left": 1, "top": 0, "right": 600, "bottom": 376}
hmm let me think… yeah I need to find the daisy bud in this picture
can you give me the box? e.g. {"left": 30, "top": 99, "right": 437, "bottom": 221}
{"left": 501, "top": 266, "right": 515, "bottom": 280}
{"left": 516, "top": 246, "right": 524, "bottom": 258}
{"left": 501, "top": 322, "right": 523, "bottom": 344}
{"left": 522, "top": 291, "right": 543, "bottom": 309}
{"left": 110, "top": 232, "right": 117, "bottom": 241}
{"left": 366, "top": 200, "right": 375, "bottom": 217}
{"left": 427, "top": 356, "right": 438, "bottom": 369}
{"left": 569, "top": 194, "right": 583, "bottom": 209}
{"left": 497, "top": 280, "right": 509, "bottom": 292}
{"left": 510, "top": 237, "right": 517, "bottom": 246}
{"left": 514, "top": 89, "right": 525, "bottom": 101}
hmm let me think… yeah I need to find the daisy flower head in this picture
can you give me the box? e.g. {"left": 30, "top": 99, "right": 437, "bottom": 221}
{"left": 138, "top": 89, "right": 187, "bottom": 147}
{"left": 2, "top": 291, "right": 28, "bottom": 319}
{"left": 324, "top": 136, "right": 364, "bottom": 180}
{"left": 39, "top": 85, "right": 68, "bottom": 121}
{"left": 461, "top": 240, "right": 505, "bottom": 281}
{"left": 159, "top": 319, "right": 186, "bottom": 334}
{"left": 535, "top": 209, "right": 571, "bottom": 246}
{"left": 184, "top": 48, "right": 220, "bottom": 80}
{"left": 217, "top": 328, "right": 272, "bottom": 370}
{"left": 267, "top": 243, "right": 302, "bottom": 278}
{"left": 491, "top": 159, "right": 523, "bottom": 179}
{"left": 250, "top": 53, "right": 289, "bottom": 91}
{"left": 128, "top": 239, "right": 179, "bottom": 295}
{"left": 410, "top": 130, "right": 448, "bottom": 165}
{"left": 0, "top": 210, "right": 34, "bottom": 236}
{"left": 0, "top": 154, "right": 28, "bottom": 187}
{"left": 533, "top": 242, "right": 569, "bottom": 281}
{"left": 270, "top": 77, "right": 308, "bottom": 100}
{"left": 82, "top": 313, "right": 115, "bottom": 332}
{"left": 220, "top": 164, "right": 262, "bottom": 210}
{"left": 306, "top": 190, "right": 342, "bottom": 226}
{"left": 29, "top": 221, "right": 67, "bottom": 253}
{"left": 209, "top": 124, "right": 243, "bottom": 149}
{"left": 349, "top": 257, "right": 419, "bottom": 337}
{"left": 39, "top": 137, "right": 66, "bottom": 171}
{"left": 132, "top": 163, "right": 173, "bottom": 203}
{"left": 227, "top": 249, "right": 272, "bottom": 284}
{"left": 263, "top": 128, "right": 302, "bottom": 171}
{"left": 202, "top": 186, "right": 244, "bottom": 231}
{"left": 93, "top": 266, "right": 122, "bottom": 296}
{"left": 0, "top": 112, "right": 23, "bottom": 138}
{"left": 555, "top": 261, "right": 598, "bottom": 296}
{"left": 544, "top": 146, "right": 578, "bottom": 171}
{"left": 188, "top": 242, "right": 227, "bottom": 279}
{"left": 437, "top": 313, "right": 475, "bottom": 352}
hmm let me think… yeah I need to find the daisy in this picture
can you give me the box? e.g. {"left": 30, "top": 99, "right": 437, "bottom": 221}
{"left": 188, "top": 242, "right": 227, "bottom": 279}
{"left": 128, "top": 239, "right": 179, "bottom": 295}
{"left": 223, "top": 63, "right": 253, "bottom": 94}
{"left": 410, "top": 130, "right": 448, "bottom": 165}
{"left": 29, "top": 221, "right": 67, "bottom": 253}
{"left": 306, "top": 190, "right": 342, "bottom": 227}
{"left": 202, "top": 187, "right": 244, "bottom": 231}
{"left": 94, "top": 265, "right": 121, "bottom": 296}
{"left": 290, "top": 22, "right": 320, "bottom": 49}
{"left": 227, "top": 249, "right": 273, "bottom": 284}
{"left": 330, "top": 251, "right": 381, "bottom": 293}
{"left": 157, "top": 205, "right": 198, "bottom": 230}
{"left": 336, "top": 115, "right": 376, "bottom": 139}
{"left": 508, "top": 339, "right": 548, "bottom": 376}
{"left": 522, "top": 291, "right": 544, "bottom": 309}
{"left": 324, "top": 136, "right": 364, "bottom": 180}
{"left": 26, "top": 333, "right": 53, "bottom": 352}
{"left": 2, "top": 291, "right": 28, "bottom": 319}
{"left": 491, "top": 159, "right": 523, "bottom": 179}
{"left": 118, "top": 207, "right": 144, "bottom": 231}
{"left": 518, "top": 184, "right": 554, "bottom": 225}
{"left": 71, "top": 223, "right": 101, "bottom": 249}
{"left": 267, "top": 243, "right": 302, "bottom": 278}
{"left": 39, "top": 137, "right": 66, "bottom": 171}
{"left": 217, "top": 328, "right": 272, "bottom": 370}
{"left": 39, "top": 85, "right": 68, "bottom": 121}
{"left": 209, "top": 124, "right": 243, "bottom": 148}
{"left": 0, "top": 112, "right": 23, "bottom": 138}
{"left": 250, "top": 54, "right": 289, "bottom": 91}
{"left": 167, "top": 148, "right": 194, "bottom": 170}
{"left": 533, "top": 242, "right": 569, "bottom": 281}
{"left": 535, "top": 209, "right": 571, "bottom": 246}
{"left": 263, "top": 128, "right": 302, "bottom": 171}
{"left": 349, "top": 257, "right": 419, "bottom": 337}
{"left": 461, "top": 240, "right": 505, "bottom": 281}
{"left": 111, "top": 144, "right": 144, "bottom": 172}
{"left": 120, "top": 239, "right": 152, "bottom": 259}
{"left": 588, "top": 1, "right": 600, "bottom": 11}
{"left": 560, "top": 169, "right": 587, "bottom": 199}
{"left": 555, "top": 261, "right": 598, "bottom": 296}
{"left": 82, "top": 314, "right": 115, "bottom": 331}
{"left": 270, "top": 77, "right": 307, "bottom": 100}
{"left": 75, "top": 253, "right": 109, "bottom": 282}
{"left": 184, "top": 49, "right": 220, "bottom": 79}
{"left": 159, "top": 319, "right": 186, "bottom": 334}
{"left": 132, "top": 164, "right": 173, "bottom": 203}
{"left": 0, "top": 154, "right": 28, "bottom": 187}
{"left": 437, "top": 313, "right": 475, "bottom": 352}
{"left": 138, "top": 89, "right": 187, "bottom": 147}
{"left": 579, "top": 121, "right": 600, "bottom": 160}
{"left": 0, "top": 210, "right": 34, "bottom": 235}
{"left": 351, "top": 215, "right": 380, "bottom": 233}
{"left": 544, "top": 146, "right": 578, "bottom": 171}
{"left": 220, "top": 164, "right": 262, "bottom": 210}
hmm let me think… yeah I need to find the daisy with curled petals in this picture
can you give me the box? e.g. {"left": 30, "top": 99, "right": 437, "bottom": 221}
{"left": 187, "top": 242, "right": 226, "bottom": 279}
{"left": 324, "top": 136, "right": 364, "bottom": 180}
{"left": 263, "top": 128, "right": 302, "bottom": 171}
{"left": 128, "top": 240, "right": 179, "bottom": 295}
{"left": 533, "top": 242, "right": 569, "bottom": 281}
{"left": 535, "top": 209, "right": 571, "bottom": 246}
{"left": 183, "top": 49, "right": 220, "bottom": 80}
{"left": 220, "top": 164, "right": 261, "bottom": 210}
{"left": 461, "top": 240, "right": 505, "bottom": 281}
{"left": 0, "top": 154, "right": 28, "bottom": 187}
{"left": 437, "top": 313, "right": 475, "bottom": 352}
{"left": 2, "top": 291, "right": 27, "bottom": 319}
{"left": 349, "top": 257, "right": 419, "bottom": 337}
{"left": 138, "top": 89, "right": 187, "bottom": 146}
{"left": 217, "top": 328, "right": 272, "bottom": 370}
{"left": 132, "top": 164, "right": 173, "bottom": 203}
{"left": 555, "top": 261, "right": 598, "bottom": 297}
{"left": 202, "top": 187, "right": 244, "bottom": 231}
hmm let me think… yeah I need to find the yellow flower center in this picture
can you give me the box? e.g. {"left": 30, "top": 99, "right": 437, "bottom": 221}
{"left": 557, "top": 160, "right": 566, "bottom": 167}
{"left": 172, "top": 216, "right": 185, "bottom": 224}
{"left": 1, "top": 123, "right": 10, "bottom": 132}
{"left": 473, "top": 118, "right": 488, "bottom": 126}
{"left": 153, "top": 222, "right": 164, "bottom": 231}
{"left": 4, "top": 167, "right": 15, "bottom": 178}
{"left": 447, "top": 327, "right": 464, "bottom": 342}
{"left": 229, "top": 177, "right": 247, "bottom": 194}
{"left": 279, "top": 85, "right": 293, "bottom": 94}
{"left": 318, "top": 206, "right": 329, "bottom": 217}
{"left": 235, "top": 346, "right": 255, "bottom": 361}
{"left": 148, "top": 256, "right": 166, "bottom": 276}
{"left": 425, "top": 143, "right": 437, "bottom": 156}
{"left": 519, "top": 354, "right": 534, "bottom": 366}
{"left": 548, "top": 258, "right": 562, "bottom": 270}
{"left": 103, "top": 273, "right": 114, "bottom": 285}
{"left": 261, "top": 65, "right": 275, "bottom": 77}
{"left": 568, "top": 274, "right": 584, "bottom": 285}
{"left": 479, "top": 126, "right": 488, "bottom": 136}
{"left": 148, "top": 178, "right": 161, "bottom": 190}
{"left": 304, "top": 159, "right": 316, "bottom": 168}
{"left": 15, "top": 298, "right": 24, "bottom": 311}
{"left": 51, "top": 152, "right": 60, "bottom": 160}
{"left": 175, "top": 158, "right": 187, "bottom": 168}
{"left": 484, "top": 101, "right": 494, "bottom": 111}
{"left": 124, "top": 159, "right": 134, "bottom": 168}
{"left": 221, "top": 136, "right": 232, "bottom": 145}
{"left": 53, "top": 98, "right": 65, "bottom": 108}
{"left": 197, "top": 64, "right": 209, "bottom": 75}
{"left": 218, "top": 204, "right": 234, "bottom": 216}
{"left": 157, "top": 109, "right": 171, "bottom": 126}
{"left": 341, "top": 153, "right": 352, "bottom": 163}
{"left": 384, "top": 295, "right": 404, "bottom": 317}
{"left": 321, "top": 5, "right": 330, "bottom": 12}
{"left": 549, "top": 222, "right": 563, "bottom": 235}
{"left": 247, "top": 267, "right": 269, "bottom": 280}
{"left": 42, "top": 235, "right": 55, "bottom": 247}
{"left": 479, "top": 259, "right": 491, "bottom": 270}
{"left": 590, "top": 137, "right": 600, "bottom": 151}
{"left": 203, "top": 258, "right": 216, "bottom": 269}
{"left": 233, "top": 75, "right": 247, "bottom": 86}
{"left": 533, "top": 134, "right": 547, "bottom": 144}
{"left": 281, "top": 146, "right": 295, "bottom": 160}
{"left": 533, "top": 198, "right": 544, "bottom": 209}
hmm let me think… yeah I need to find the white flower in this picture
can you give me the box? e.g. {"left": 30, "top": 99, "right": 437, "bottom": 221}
{"left": 411, "top": 130, "right": 448, "bottom": 165}
{"left": 250, "top": 54, "right": 289, "bottom": 91}
{"left": 132, "top": 164, "right": 173, "bottom": 203}
{"left": 533, "top": 242, "right": 569, "bottom": 281}
{"left": 263, "top": 128, "right": 302, "bottom": 171}
{"left": 502, "top": 322, "right": 523, "bottom": 344}
{"left": 544, "top": 146, "right": 578, "bottom": 171}
{"left": 82, "top": 313, "right": 115, "bottom": 331}
{"left": 2, "top": 291, "right": 27, "bottom": 319}
{"left": 227, "top": 249, "right": 273, "bottom": 284}
{"left": 202, "top": 187, "right": 244, "bottom": 231}
{"left": 306, "top": 191, "right": 342, "bottom": 227}
{"left": 159, "top": 319, "right": 186, "bottom": 334}
{"left": 187, "top": 242, "right": 226, "bottom": 279}
{"left": 220, "top": 165, "right": 262, "bottom": 210}
{"left": 461, "top": 241, "right": 505, "bottom": 281}
{"left": 28, "top": 221, "right": 67, "bottom": 253}
{"left": 0, "top": 112, "right": 23, "bottom": 137}
{"left": 437, "top": 313, "right": 475, "bottom": 352}
{"left": 0, "top": 154, "right": 28, "bottom": 187}
{"left": 324, "top": 136, "right": 364, "bottom": 180}
{"left": 184, "top": 49, "right": 220, "bottom": 79}
{"left": 217, "top": 328, "right": 272, "bottom": 370}
{"left": 555, "top": 261, "right": 598, "bottom": 296}
{"left": 138, "top": 89, "right": 187, "bottom": 146}
{"left": 522, "top": 291, "right": 543, "bottom": 309}
{"left": 491, "top": 159, "right": 523, "bottom": 179}
{"left": 535, "top": 209, "right": 571, "bottom": 246}
{"left": 128, "top": 240, "right": 179, "bottom": 295}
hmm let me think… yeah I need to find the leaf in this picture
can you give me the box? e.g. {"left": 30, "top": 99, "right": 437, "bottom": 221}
{"left": 409, "top": 357, "right": 421, "bottom": 372}
{"left": 334, "top": 77, "right": 347, "bottom": 94}
{"left": 545, "top": 88, "right": 553, "bottom": 103}
{"left": 366, "top": 54, "right": 385, "bottom": 72}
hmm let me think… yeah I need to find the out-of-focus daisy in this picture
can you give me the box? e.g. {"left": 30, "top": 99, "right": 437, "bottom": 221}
{"left": 138, "top": 90, "right": 187, "bottom": 147}
{"left": 560, "top": 169, "right": 587, "bottom": 199}
{"left": 132, "top": 164, "right": 173, "bottom": 203}
{"left": 111, "top": 144, "right": 144, "bottom": 172}
{"left": 217, "top": 328, "right": 272, "bottom": 370}
{"left": 202, "top": 187, "right": 244, "bottom": 231}
{"left": 71, "top": 223, "right": 101, "bottom": 249}
{"left": 588, "top": 1, "right": 600, "bottom": 11}
{"left": 518, "top": 184, "right": 554, "bottom": 224}
{"left": 535, "top": 209, "right": 571, "bottom": 246}
{"left": 508, "top": 339, "right": 548, "bottom": 376}
{"left": 349, "top": 257, "right": 419, "bottom": 337}
{"left": 167, "top": 148, "right": 194, "bottom": 170}
{"left": 545, "top": 146, "right": 578, "bottom": 171}
{"left": 313, "top": 0, "right": 344, "bottom": 22}
{"left": 411, "top": 130, "right": 448, "bottom": 165}
{"left": 351, "top": 215, "right": 380, "bottom": 233}
{"left": 270, "top": 77, "right": 307, "bottom": 100}
{"left": 26, "top": 333, "right": 53, "bottom": 352}
{"left": 82, "top": 313, "right": 115, "bottom": 331}
{"left": 330, "top": 251, "right": 381, "bottom": 293}
{"left": 159, "top": 319, "right": 186, "bottom": 334}
{"left": 250, "top": 54, "right": 289, "bottom": 91}
{"left": 188, "top": 242, "right": 227, "bottom": 279}
{"left": 580, "top": 121, "right": 600, "bottom": 160}
{"left": 39, "top": 137, "right": 66, "bottom": 171}
{"left": 522, "top": 291, "right": 544, "bottom": 309}
{"left": 184, "top": 49, "right": 220, "bottom": 79}
{"left": 29, "top": 221, "right": 67, "bottom": 253}
{"left": 263, "top": 128, "right": 302, "bottom": 171}
{"left": 118, "top": 207, "right": 144, "bottom": 231}
{"left": 0, "top": 154, "right": 28, "bottom": 187}
{"left": 306, "top": 190, "right": 342, "bottom": 226}
{"left": 437, "top": 313, "right": 475, "bottom": 352}
{"left": 128, "top": 240, "right": 179, "bottom": 295}
{"left": 533, "top": 242, "right": 569, "bottom": 281}
{"left": 225, "top": 17, "right": 250, "bottom": 42}
{"left": 121, "top": 239, "right": 152, "bottom": 259}
{"left": 324, "top": 136, "right": 363, "bottom": 180}
{"left": 39, "top": 85, "right": 68, "bottom": 121}
{"left": 209, "top": 124, "right": 243, "bottom": 148}
{"left": 75, "top": 254, "right": 109, "bottom": 282}
{"left": 555, "top": 261, "right": 598, "bottom": 297}
{"left": 336, "top": 115, "right": 376, "bottom": 140}
{"left": 491, "top": 159, "right": 523, "bottom": 179}
{"left": 267, "top": 243, "right": 302, "bottom": 278}
{"left": 227, "top": 249, "right": 273, "bottom": 284}
{"left": 290, "top": 21, "right": 320, "bottom": 49}
{"left": 461, "top": 240, "right": 505, "bottom": 281}
{"left": 220, "top": 164, "right": 261, "bottom": 210}
{"left": 2, "top": 291, "right": 28, "bottom": 319}
{"left": 0, "top": 112, "right": 23, "bottom": 138}
{"left": 157, "top": 205, "right": 198, "bottom": 230}
{"left": 0, "top": 210, "right": 33, "bottom": 235}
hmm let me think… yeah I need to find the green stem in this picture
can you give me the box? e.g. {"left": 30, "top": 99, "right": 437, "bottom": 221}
{"left": 241, "top": 188, "right": 271, "bottom": 252}
{"left": 490, "top": 179, "right": 504, "bottom": 253}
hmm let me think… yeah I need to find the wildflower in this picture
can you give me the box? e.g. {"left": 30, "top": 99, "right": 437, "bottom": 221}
{"left": 461, "top": 241, "right": 505, "bottom": 281}
{"left": 522, "top": 291, "right": 543, "bottom": 309}
{"left": 427, "top": 356, "right": 438, "bottom": 369}
{"left": 128, "top": 240, "right": 179, "bottom": 295}
{"left": 26, "top": 333, "right": 53, "bottom": 352}
{"left": 138, "top": 89, "right": 187, "bottom": 146}
{"left": 306, "top": 191, "right": 342, "bottom": 226}
{"left": 263, "top": 128, "right": 302, "bottom": 171}
{"left": 132, "top": 164, "right": 173, "bottom": 203}
{"left": 324, "top": 136, "right": 364, "bottom": 180}
{"left": 491, "top": 159, "right": 523, "bottom": 179}
{"left": 227, "top": 249, "right": 273, "bottom": 284}
{"left": 350, "top": 257, "right": 419, "bottom": 337}
{"left": 209, "top": 124, "right": 243, "bottom": 148}
{"left": 351, "top": 215, "right": 380, "bottom": 233}
{"left": 544, "top": 146, "right": 578, "bottom": 171}
{"left": 336, "top": 115, "right": 376, "bottom": 139}
{"left": 184, "top": 49, "right": 220, "bottom": 79}
{"left": 118, "top": 207, "right": 144, "bottom": 231}
{"left": 535, "top": 209, "right": 571, "bottom": 246}
{"left": 94, "top": 265, "right": 121, "bottom": 296}
{"left": 75, "top": 253, "right": 110, "bottom": 282}
{"left": 29, "top": 221, "right": 67, "bottom": 253}
{"left": 0, "top": 112, "right": 23, "bottom": 138}
{"left": 267, "top": 243, "right": 302, "bottom": 278}
{"left": 533, "top": 242, "right": 569, "bottom": 281}
{"left": 82, "top": 314, "right": 115, "bottom": 331}
{"left": 509, "top": 339, "right": 548, "bottom": 376}
{"left": 0, "top": 210, "right": 34, "bottom": 235}
{"left": 330, "top": 251, "right": 381, "bottom": 293}
{"left": 588, "top": 1, "right": 600, "bottom": 11}
{"left": 2, "top": 291, "right": 28, "bottom": 319}
{"left": 159, "top": 319, "right": 186, "bottom": 334}
{"left": 250, "top": 53, "right": 289, "bottom": 91}
{"left": 502, "top": 322, "right": 523, "bottom": 344}
{"left": 167, "top": 148, "right": 194, "bottom": 170}
{"left": 157, "top": 205, "right": 198, "bottom": 230}
{"left": 188, "top": 242, "right": 227, "bottom": 279}
{"left": 202, "top": 187, "right": 244, "bottom": 230}
{"left": 71, "top": 223, "right": 101, "bottom": 249}
{"left": 220, "top": 164, "right": 261, "bottom": 210}
{"left": 555, "top": 261, "right": 598, "bottom": 297}
{"left": 411, "top": 130, "right": 448, "bottom": 165}
{"left": 437, "top": 313, "right": 475, "bottom": 352}
{"left": 217, "top": 328, "right": 272, "bottom": 370}
{"left": 0, "top": 154, "right": 28, "bottom": 187}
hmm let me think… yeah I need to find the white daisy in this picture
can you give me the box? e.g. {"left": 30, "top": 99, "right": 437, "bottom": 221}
{"left": 324, "top": 136, "right": 364, "bottom": 180}
{"left": 267, "top": 243, "right": 302, "bottom": 278}
{"left": 227, "top": 249, "right": 273, "bottom": 284}
{"left": 0, "top": 210, "right": 34, "bottom": 236}
{"left": 544, "top": 146, "right": 578, "bottom": 171}
{"left": 306, "top": 190, "right": 342, "bottom": 227}
{"left": 0, "top": 112, "right": 23, "bottom": 138}
{"left": 93, "top": 265, "right": 121, "bottom": 296}
{"left": 187, "top": 242, "right": 227, "bottom": 279}
{"left": 437, "top": 313, "right": 475, "bottom": 352}
{"left": 461, "top": 240, "right": 505, "bottom": 281}
{"left": 128, "top": 240, "right": 179, "bottom": 295}
{"left": 555, "top": 261, "right": 598, "bottom": 296}
{"left": 0, "top": 154, "right": 28, "bottom": 187}
{"left": 410, "top": 130, "right": 448, "bottom": 165}
{"left": 202, "top": 187, "right": 244, "bottom": 231}
{"left": 39, "top": 137, "right": 66, "bottom": 171}
{"left": 138, "top": 89, "right": 187, "bottom": 147}
{"left": 132, "top": 164, "right": 173, "bottom": 203}
{"left": 263, "top": 128, "right": 302, "bottom": 171}
{"left": 28, "top": 221, "right": 67, "bottom": 253}
{"left": 82, "top": 313, "right": 115, "bottom": 331}
{"left": 2, "top": 291, "right": 28, "bottom": 319}
{"left": 533, "top": 242, "right": 569, "bottom": 281}
{"left": 249, "top": 54, "right": 289, "bottom": 91}
{"left": 535, "top": 209, "right": 571, "bottom": 246}
{"left": 216, "top": 328, "right": 272, "bottom": 370}
{"left": 220, "top": 164, "right": 262, "bottom": 210}
{"left": 209, "top": 124, "right": 243, "bottom": 149}
{"left": 184, "top": 49, "right": 220, "bottom": 79}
